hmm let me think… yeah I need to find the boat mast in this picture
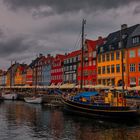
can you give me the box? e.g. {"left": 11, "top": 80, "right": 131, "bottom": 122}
{"left": 80, "top": 19, "right": 86, "bottom": 89}
{"left": 35, "top": 64, "right": 37, "bottom": 94}
{"left": 10, "top": 61, "right": 12, "bottom": 92}
{"left": 120, "top": 25, "right": 125, "bottom": 94}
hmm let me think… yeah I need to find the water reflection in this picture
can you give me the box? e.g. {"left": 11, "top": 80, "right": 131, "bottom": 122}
{"left": 0, "top": 101, "right": 140, "bottom": 140}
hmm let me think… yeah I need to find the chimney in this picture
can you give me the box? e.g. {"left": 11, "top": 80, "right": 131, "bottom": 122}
{"left": 47, "top": 54, "right": 51, "bottom": 57}
{"left": 98, "top": 36, "right": 102, "bottom": 40}
{"left": 39, "top": 53, "right": 43, "bottom": 57}
{"left": 121, "top": 24, "right": 127, "bottom": 30}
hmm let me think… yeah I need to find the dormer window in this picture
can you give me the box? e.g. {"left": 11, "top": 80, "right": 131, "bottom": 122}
{"left": 118, "top": 41, "right": 121, "bottom": 48}
{"left": 109, "top": 45, "right": 111, "bottom": 50}
{"left": 132, "top": 36, "right": 140, "bottom": 44}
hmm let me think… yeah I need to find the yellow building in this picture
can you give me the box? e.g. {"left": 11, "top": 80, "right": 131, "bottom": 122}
{"left": 14, "top": 64, "right": 27, "bottom": 86}
{"left": 97, "top": 24, "right": 140, "bottom": 87}
{"left": 6, "top": 72, "right": 10, "bottom": 86}
{"left": 97, "top": 50, "right": 127, "bottom": 86}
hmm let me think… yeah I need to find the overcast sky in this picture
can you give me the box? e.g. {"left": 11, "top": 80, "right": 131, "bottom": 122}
{"left": 0, "top": 0, "right": 140, "bottom": 69}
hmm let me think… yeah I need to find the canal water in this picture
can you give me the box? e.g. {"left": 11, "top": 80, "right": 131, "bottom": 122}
{"left": 0, "top": 101, "right": 140, "bottom": 140}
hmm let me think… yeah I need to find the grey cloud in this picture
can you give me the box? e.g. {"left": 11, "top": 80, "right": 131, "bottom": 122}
{"left": 0, "top": 36, "right": 33, "bottom": 57}
{"left": 133, "top": 4, "right": 140, "bottom": 14}
{"left": 4, "top": 0, "right": 140, "bottom": 14}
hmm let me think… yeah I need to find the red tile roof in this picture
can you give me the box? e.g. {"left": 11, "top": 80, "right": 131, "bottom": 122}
{"left": 65, "top": 50, "right": 81, "bottom": 59}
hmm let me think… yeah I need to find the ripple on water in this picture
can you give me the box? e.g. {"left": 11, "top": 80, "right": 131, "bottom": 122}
{"left": 0, "top": 101, "right": 140, "bottom": 140}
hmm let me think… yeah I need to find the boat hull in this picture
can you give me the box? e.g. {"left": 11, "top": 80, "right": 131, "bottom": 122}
{"left": 62, "top": 97, "right": 138, "bottom": 119}
{"left": 24, "top": 97, "right": 42, "bottom": 104}
{"left": 2, "top": 93, "right": 18, "bottom": 100}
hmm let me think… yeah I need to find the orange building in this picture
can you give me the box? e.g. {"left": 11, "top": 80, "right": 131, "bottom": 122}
{"left": 14, "top": 64, "right": 27, "bottom": 86}
{"left": 127, "top": 39, "right": 140, "bottom": 86}
{"left": 97, "top": 24, "right": 139, "bottom": 87}
{"left": 6, "top": 63, "right": 19, "bottom": 87}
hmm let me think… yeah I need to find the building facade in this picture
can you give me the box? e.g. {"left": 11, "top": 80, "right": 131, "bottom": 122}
{"left": 14, "top": 64, "right": 27, "bottom": 86}
{"left": 26, "top": 66, "right": 33, "bottom": 86}
{"left": 51, "top": 54, "right": 65, "bottom": 85}
{"left": 6, "top": 63, "right": 19, "bottom": 86}
{"left": 78, "top": 38, "right": 104, "bottom": 85}
{"left": 97, "top": 24, "right": 139, "bottom": 87}
{"left": 126, "top": 25, "right": 140, "bottom": 86}
{"left": 0, "top": 70, "right": 6, "bottom": 86}
{"left": 63, "top": 50, "right": 81, "bottom": 84}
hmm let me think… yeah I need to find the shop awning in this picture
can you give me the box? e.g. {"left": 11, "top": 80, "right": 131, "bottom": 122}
{"left": 59, "top": 83, "right": 75, "bottom": 89}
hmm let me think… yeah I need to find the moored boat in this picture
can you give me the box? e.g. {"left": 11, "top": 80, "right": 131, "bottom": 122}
{"left": 24, "top": 96, "right": 42, "bottom": 104}
{"left": 62, "top": 91, "right": 138, "bottom": 119}
{"left": 2, "top": 92, "right": 18, "bottom": 100}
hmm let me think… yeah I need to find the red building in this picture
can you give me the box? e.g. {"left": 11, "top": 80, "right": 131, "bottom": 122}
{"left": 78, "top": 38, "right": 104, "bottom": 85}
{"left": 51, "top": 54, "right": 65, "bottom": 85}
{"left": 26, "top": 66, "right": 33, "bottom": 86}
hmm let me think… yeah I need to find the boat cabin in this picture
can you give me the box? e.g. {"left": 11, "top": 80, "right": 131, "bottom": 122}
{"left": 105, "top": 90, "right": 126, "bottom": 107}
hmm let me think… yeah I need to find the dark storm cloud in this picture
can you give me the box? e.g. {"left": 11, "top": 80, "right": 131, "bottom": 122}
{"left": 4, "top": 0, "right": 140, "bottom": 14}
{"left": 0, "top": 36, "right": 33, "bottom": 57}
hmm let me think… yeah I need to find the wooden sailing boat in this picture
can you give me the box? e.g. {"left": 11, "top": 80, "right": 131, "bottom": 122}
{"left": 62, "top": 21, "right": 139, "bottom": 119}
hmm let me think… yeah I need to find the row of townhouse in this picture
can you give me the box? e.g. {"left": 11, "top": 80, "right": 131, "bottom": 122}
{"left": 0, "top": 37, "right": 101, "bottom": 87}
{"left": 0, "top": 24, "right": 140, "bottom": 88}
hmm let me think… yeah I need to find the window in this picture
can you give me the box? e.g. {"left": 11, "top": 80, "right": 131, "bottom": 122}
{"left": 98, "top": 79, "right": 101, "bottom": 84}
{"left": 132, "top": 36, "right": 140, "bottom": 44}
{"left": 73, "top": 73, "right": 76, "bottom": 80}
{"left": 138, "top": 78, "right": 140, "bottom": 86}
{"left": 129, "top": 50, "right": 135, "bottom": 58}
{"left": 139, "top": 63, "right": 140, "bottom": 72}
{"left": 70, "top": 65, "right": 72, "bottom": 71}
{"left": 116, "top": 51, "right": 120, "bottom": 60}
{"left": 106, "top": 54, "right": 110, "bottom": 61}
{"left": 111, "top": 79, "right": 115, "bottom": 86}
{"left": 93, "top": 60, "right": 96, "bottom": 65}
{"left": 103, "top": 79, "right": 106, "bottom": 85}
{"left": 98, "top": 55, "right": 101, "bottom": 63}
{"left": 89, "top": 52, "right": 92, "bottom": 57}
{"left": 111, "top": 53, "right": 114, "bottom": 61}
{"left": 118, "top": 41, "right": 121, "bottom": 48}
{"left": 130, "top": 64, "right": 136, "bottom": 72}
{"left": 107, "top": 65, "right": 110, "bottom": 73}
{"left": 89, "top": 61, "right": 92, "bottom": 66}
{"left": 98, "top": 67, "right": 101, "bottom": 74}
{"left": 111, "top": 65, "right": 114, "bottom": 73}
{"left": 93, "top": 51, "right": 96, "bottom": 57}
{"left": 138, "top": 49, "right": 140, "bottom": 57}
{"left": 100, "top": 47, "right": 103, "bottom": 52}
{"left": 102, "top": 54, "right": 105, "bottom": 62}
{"left": 70, "top": 58, "right": 72, "bottom": 63}
{"left": 130, "top": 77, "right": 136, "bottom": 85}
{"left": 73, "top": 65, "right": 76, "bottom": 70}
{"left": 116, "top": 64, "right": 120, "bottom": 73}
{"left": 64, "top": 60, "right": 66, "bottom": 64}
{"left": 102, "top": 66, "right": 106, "bottom": 74}
{"left": 78, "top": 55, "right": 81, "bottom": 61}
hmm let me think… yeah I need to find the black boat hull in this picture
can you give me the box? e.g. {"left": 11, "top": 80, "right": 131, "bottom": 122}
{"left": 62, "top": 97, "right": 138, "bottom": 119}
